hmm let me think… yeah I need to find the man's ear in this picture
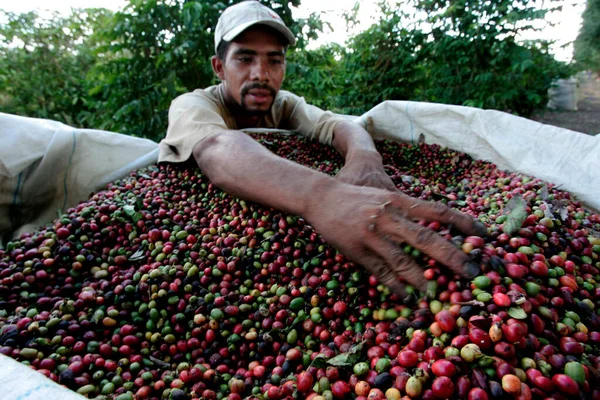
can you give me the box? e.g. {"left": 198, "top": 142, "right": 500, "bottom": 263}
{"left": 211, "top": 56, "right": 225, "bottom": 80}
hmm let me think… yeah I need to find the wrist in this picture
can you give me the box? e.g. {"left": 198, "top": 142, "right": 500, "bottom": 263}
{"left": 300, "top": 174, "right": 340, "bottom": 220}
{"left": 345, "top": 148, "right": 383, "bottom": 165}
{"left": 332, "top": 121, "right": 377, "bottom": 158}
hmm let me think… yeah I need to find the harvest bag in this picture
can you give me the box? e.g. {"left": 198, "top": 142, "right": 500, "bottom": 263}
{"left": 0, "top": 113, "right": 158, "bottom": 243}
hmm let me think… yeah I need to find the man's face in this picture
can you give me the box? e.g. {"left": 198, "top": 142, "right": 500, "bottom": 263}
{"left": 212, "top": 27, "right": 286, "bottom": 116}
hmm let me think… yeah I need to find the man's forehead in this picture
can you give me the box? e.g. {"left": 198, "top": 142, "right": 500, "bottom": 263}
{"left": 227, "top": 38, "right": 286, "bottom": 59}
{"left": 231, "top": 47, "right": 285, "bottom": 56}
{"left": 232, "top": 25, "right": 288, "bottom": 47}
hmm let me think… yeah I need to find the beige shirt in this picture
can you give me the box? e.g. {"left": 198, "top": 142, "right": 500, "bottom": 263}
{"left": 158, "top": 84, "right": 346, "bottom": 163}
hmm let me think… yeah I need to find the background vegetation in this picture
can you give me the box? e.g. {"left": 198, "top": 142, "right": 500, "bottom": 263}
{"left": 573, "top": 0, "right": 600, "bottom": 72}
{"left": 0, "top": 0, "right": 578, "bottom": 141}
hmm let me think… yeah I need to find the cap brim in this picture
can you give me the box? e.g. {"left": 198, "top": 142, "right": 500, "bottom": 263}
{"left": 222, "top": 20, "right": 296, "bottom": 48}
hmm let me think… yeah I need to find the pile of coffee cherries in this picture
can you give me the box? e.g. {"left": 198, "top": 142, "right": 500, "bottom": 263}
{"left": 1, "top": 133, "right": 599, "bottom": 400}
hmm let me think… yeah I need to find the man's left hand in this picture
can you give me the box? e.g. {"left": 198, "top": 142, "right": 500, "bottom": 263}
{"left": 335, "top": 149, "right": 397, "bottom": 191}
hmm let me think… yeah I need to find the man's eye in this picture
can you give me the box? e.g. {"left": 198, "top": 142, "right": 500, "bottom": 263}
{"left": 269, "top": 59, "right": 283, "bottom": 65}
{"left": 238, "top": 57, "right": 251, "bottom": 63}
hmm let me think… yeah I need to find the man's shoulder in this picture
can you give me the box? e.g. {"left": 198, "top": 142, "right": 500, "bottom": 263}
{"left": 171, "top": 86, "right": 222, "bottom": 110}
{"left": 276, "top": 89, "right": 300, "bottom": 100}
{"left": 273, "top": 89, "right": 302, "bottom": 111}
{"left": 176, "top": 85, "right": 219, "bottom": 101}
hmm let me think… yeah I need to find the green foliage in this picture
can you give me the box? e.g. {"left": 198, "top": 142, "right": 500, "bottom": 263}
{"left": 83, "top": 0, "right": 220, "bottom": 141}
{"left": 417, "top": 35, "right": 569, "bottom": 116}
{"left": 0, "top": 0, "right": 572, "bottom": 140}
{"left": 0, "top": 9, "right": 113, "bottom": 126}
{"left": 333, "top": 5, "right": 428, "bottom": 115}
{"left": 285, "top": 44, "right": 344, "bottom": 111}
{"left": 329, "top": 0, "right": 571, "bottom": 116}
{"left": 574, "top": 0, "right": 600, "bottom": 71}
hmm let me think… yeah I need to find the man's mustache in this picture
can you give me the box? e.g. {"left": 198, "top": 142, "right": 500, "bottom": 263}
{"left": 241, "top": 83, "right": 277, "bottom": 98}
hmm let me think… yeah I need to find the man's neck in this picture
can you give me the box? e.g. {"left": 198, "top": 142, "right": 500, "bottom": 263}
{"left": 234, "top": 113, "right": 263, "bottom": 129}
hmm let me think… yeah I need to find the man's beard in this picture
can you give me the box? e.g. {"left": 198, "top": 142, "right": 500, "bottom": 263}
{"left": 239, "top": 82, "right": 277, "bottom": 116}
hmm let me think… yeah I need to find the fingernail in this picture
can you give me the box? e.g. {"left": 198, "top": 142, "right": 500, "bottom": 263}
{"left": 474, "top": 221, "right": 488, "bottom": 237}
{"left": 464, "top": 261, "right": 481, "bottom": 279}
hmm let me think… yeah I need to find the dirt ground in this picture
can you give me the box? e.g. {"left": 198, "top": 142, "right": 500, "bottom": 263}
{"left": 530, "top": 73, "right": 600, "bottom": 136}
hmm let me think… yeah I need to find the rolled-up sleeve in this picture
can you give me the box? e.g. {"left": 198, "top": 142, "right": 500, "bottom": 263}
{"left": 158, "top": 91, "right": 229, "bottom": 163}
{"left": 278, "top": 91, "right": 347, "bottom": 146}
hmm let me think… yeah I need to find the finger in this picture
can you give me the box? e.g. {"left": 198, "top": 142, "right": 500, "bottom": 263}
{"left": 354, "top": 248, "right": 412, "bottom": 297}
{"left": 365, "top": 170, "right": 396, "bottom": 192}
{"left": 391, "top": 196, "right": 488, "bottom": 237}
{"left": 378, "top": 214, "right": 481, "bottom": 280}
{"left": 378, "top": 175, "right": 397, "bottom": 192}
{"left": 367, "top": 237, "right": 429, "bottom": 292}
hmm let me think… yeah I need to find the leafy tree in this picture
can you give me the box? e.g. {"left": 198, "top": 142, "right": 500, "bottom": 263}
{"left": 414, "top": 0, "right": 571, "bottom": 115}
{"left": 0, "top": 9, "right": 113, "bottom": 126}
{"left": 334, "top": 4, "right": 428, "bottom": 115}
{"left": 574, "top": 0, "right": 600, "bottom": 71}
{"left": 285, "top": 43, "right": 344, "bottom": 112}
{"left": 0, "top": 0, "right": 573, "bottom": 138}
{"left": 332, "top": 0, "right": 571, "bottom": 116}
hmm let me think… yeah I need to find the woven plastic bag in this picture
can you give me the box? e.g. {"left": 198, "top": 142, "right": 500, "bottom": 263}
{"left": 358, "top": 101, "right": 599, "bottom": 212}
{"left": 0, "top": 113, "right": 158, "bottom": 244}
{"left": 0, "top": 354, "right": 85, "bottom": 400}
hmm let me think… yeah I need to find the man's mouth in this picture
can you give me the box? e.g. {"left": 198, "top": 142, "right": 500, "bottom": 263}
{"left": 241, "top": 84, "right": 276, "bottom": 107}
{"left": 246, "top": 89, "right": 273, "bottom": 103}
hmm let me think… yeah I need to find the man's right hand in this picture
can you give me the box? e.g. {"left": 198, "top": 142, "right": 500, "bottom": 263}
{"left": 304, "top": 180, "right": 487, "bottom": 295}
{"left": 195, "top": 130, "right": 487, "bottom": 297}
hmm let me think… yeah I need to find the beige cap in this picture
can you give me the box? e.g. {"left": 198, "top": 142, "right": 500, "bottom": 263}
{"left": 214, "top": 1, "right": 296, "bottom": 53}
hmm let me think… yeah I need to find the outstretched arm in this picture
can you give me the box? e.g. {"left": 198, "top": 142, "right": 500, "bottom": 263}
{"left": 193, "top": 130, "right": 486, "bottom": 294}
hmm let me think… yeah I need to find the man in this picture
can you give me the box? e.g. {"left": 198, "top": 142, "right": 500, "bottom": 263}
{"left": 158, "top": 1, "right": 486, "bottom": 294}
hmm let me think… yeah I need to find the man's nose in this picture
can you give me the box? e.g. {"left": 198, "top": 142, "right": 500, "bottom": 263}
{"left": 250, "top": 59, "right": 270, "bottom": 81}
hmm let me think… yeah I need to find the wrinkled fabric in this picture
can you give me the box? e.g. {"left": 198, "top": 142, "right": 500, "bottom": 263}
{"left": 358, "top": 101, "right": 599, "bottom": 212}
{"left": 0, "top": 113, "right": 158, "bottom": 242}
{"left": 0, "top": 354, "right": 85, "bottom": 400}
